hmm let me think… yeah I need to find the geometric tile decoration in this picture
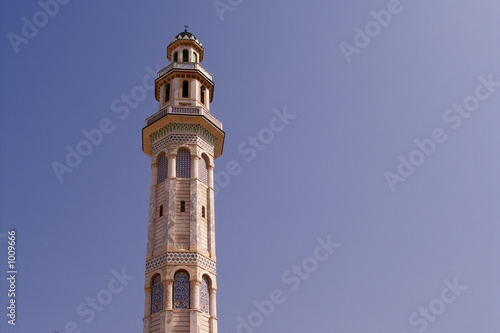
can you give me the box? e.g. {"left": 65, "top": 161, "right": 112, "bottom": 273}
{"left": 151, "top": 275, "right": 163, "bottom": 314}
{"left": 149, "top": 122, "right": 218, "bottom": 156}
{"left": 173, "top": 271, "right": 190, "bottom": 309}
{"left": 151, "top": 133, "right": 215, "bottom": 156}
{"left": 200, "top": 276, "right": 209, "bottom": 314}
{"left": 145, "top": 252, "right": 216, "bottom": 274}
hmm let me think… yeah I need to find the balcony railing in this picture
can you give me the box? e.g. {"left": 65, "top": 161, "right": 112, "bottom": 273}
{"left": 157, "top": 62, "right": 213, "bottom": 81}
{"left": 145, "top": 106, "right": 222, "bottom": 130}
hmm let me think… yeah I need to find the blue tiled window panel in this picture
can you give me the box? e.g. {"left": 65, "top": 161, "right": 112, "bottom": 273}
{"left": 176, "top": 150, "right": 190, "bottom": 178}
{"left": 173, "top": 271, "right": 190, "bottom": 309}
{"left": 151, "top": 275, "right": 163, "bottom": 314}
{"left": 200, "top": 276, "right": 210, "bottom": 314}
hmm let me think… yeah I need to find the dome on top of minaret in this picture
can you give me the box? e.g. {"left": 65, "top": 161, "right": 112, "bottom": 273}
{"left": 170, "top": 26, "right": 202, "bottom": 46}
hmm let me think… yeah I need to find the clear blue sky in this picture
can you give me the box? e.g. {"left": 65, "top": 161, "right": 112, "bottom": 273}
{"left": 1, "top": 1, "right": 500, "bottom": 332}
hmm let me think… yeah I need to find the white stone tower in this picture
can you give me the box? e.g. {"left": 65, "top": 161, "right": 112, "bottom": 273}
{"left": 141, "top": 27, "right": 224, "bottom": 333}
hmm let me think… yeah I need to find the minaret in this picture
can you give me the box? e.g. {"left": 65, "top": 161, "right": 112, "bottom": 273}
{"left": 141, "top": 27, "right": 224, "bottom": 333}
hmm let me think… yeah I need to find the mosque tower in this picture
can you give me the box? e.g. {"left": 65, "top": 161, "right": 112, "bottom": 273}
{"left": 141, "top": 27, "right": 224, "bottom": 333}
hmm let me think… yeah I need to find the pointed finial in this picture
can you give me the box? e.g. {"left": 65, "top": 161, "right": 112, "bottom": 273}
{"left": 184, "top": 25, "right": 188, "bottom": 32}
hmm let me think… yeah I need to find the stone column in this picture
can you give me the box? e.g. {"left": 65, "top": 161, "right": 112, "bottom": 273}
{"left": 190, "top": 279, "right": 201, "bottom": 333}
{"left": 207, "top": 165, "right": 214, "bottom": 189}
{"left": 190, "top": 79, "right": 196, "bottom": 101}
{"left": 164, "top": 279, "right": 173, "bottom": 310}
{"left": 144, "top": 286, "right": 152, "bottom": 317}
{"left": 209, "top": 287, "right": 217, "bottom": 317}
{"left": 172, "top": 78, "right": 180, "bottom": 101}
{"left": 167, "top": 154, "right": 176, "bottom": 179}
{"left": 163, "top": 278, "right": 174, "bottom": 333}
{"left": 190, "top": 279, "right": 201, "bottom": 310}
{"left": 205, "top": 89, "right": 211, "bottom": 111}
{"left": 191, "top": 155, "right": 200, "bottom": 180}
{"left": 209, "top": 286, "right": 218, "bottom": 333}
{"left": 159, "top": 84, "right": 165, "bottom": 108}
{"left": 162, "top": 279, "right": 174, "bottom": 333}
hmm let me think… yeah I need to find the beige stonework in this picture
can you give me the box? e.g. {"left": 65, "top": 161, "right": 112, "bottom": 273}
{"left": 141, "top": 29, "right": 224, "bottom": 333}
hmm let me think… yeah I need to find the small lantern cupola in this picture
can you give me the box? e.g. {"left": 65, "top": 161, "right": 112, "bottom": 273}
{"left": 167, "top": 26, "right": 204, "bottom": 63}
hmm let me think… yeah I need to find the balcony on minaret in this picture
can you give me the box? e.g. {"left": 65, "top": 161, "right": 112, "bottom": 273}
{"left": 157, "top": 62, "right": 213, "bottom": 82}
{"left": 145, "top": 105, "right": 222, "bottom": 130}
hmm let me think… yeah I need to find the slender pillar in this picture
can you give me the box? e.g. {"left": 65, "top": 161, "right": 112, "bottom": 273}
{"left": 167, "top": 154, "right": 176, "bottom": 178}
{"left": 191, "top": 279, "right": 201, "bottom": 310}
{"left": 209, "top": 287, "right": 217, "bottom": 317}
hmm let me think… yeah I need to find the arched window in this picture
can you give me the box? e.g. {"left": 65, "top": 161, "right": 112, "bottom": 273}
{"left": 200, "top": 276, "right": 210, "bottom": 314}
{"left": 151, "top": 275, "right": 163, "bottom": 314}
{"left": 176, "top": 149, "right": 190, "bottom": 178}
{"left": 198, "top": 155, "right": 209, "bottom": 185}
{"left": 193, "top": 52, "right": 198, "bottom": 63}
{"left": 182, "top": 80, "right": 189, "bottom": 98}
{"left": 173, "top": 271, "right": 190, "bottom": 309}
{"left": 157, "top": 154, "right": 168, "bottom": 184}
{"left": 200, "top": 85, "right": 205, "bottom": 105}
{"left": 182, "top": 49, "right": 189, "bottom": 62}
{"left": 173, "top": 52, "right": 178, "bottom": 62}
{"left": 164, "top": 83, "right": 170, "bottom": 103}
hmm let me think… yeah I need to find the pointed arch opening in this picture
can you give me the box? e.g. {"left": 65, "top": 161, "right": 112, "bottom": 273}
{"left": 173, "top": 51, "right": 178, "bottom": 62}
{"left": 182, "top": 49, "right": 189, "bottom": 62}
